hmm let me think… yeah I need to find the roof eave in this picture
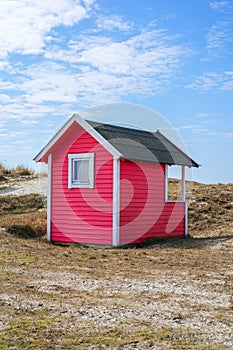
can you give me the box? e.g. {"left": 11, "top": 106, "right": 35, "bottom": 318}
{"left": 155, "top": 130, "right": 200, "bottom": 168}
{"left": 33, "top": 113, "right": 122, "bottom": 163}
{"left": 120, "top": 156, "right": 198, "bottom": 167}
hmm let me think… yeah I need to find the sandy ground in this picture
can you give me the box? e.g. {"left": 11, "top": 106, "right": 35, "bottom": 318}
{"left": 0, "top": 233, "right": 232, "bottom": 349}
{"left": 0, "top": 178, "right": 232, "bottom": 349}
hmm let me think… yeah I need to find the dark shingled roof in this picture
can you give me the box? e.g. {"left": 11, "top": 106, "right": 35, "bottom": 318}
{"left": 87, "top": 120, "right": 199, "bottom": 168}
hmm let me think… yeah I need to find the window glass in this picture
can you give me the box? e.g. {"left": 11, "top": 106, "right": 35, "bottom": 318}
{"left": 73, "top": 159, "right": 89, "bottom": 183}
{"left": 68, "top": 153, "right": 94, "bottom": 188}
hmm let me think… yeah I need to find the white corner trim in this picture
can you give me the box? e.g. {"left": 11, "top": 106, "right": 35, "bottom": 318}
{"left": 112, "top": 157, "right": 120, "bottom": 246}
{"left": 47, "top": 153, "right": 52, "bottom": 241}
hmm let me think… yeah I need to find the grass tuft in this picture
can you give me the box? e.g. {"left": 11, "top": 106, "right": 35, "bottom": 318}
{"left": 0, "top": 194, "right": 46, "bottom": 238}
{"left": 0, "top": 194, "right": 44, "bottom": 215}
{"left": 0, "top": 162, "right": 34, "bottom": 177}
{"left": 7, "top": 224, "right": 44, "bottom": 239}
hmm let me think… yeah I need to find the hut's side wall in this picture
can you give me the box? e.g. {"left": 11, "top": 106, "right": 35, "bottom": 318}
{"left": 119, "top": 159, "right": 185, "bottom": 245}
{"left": 50, "top": 123, "right": 113, "bottom": 244}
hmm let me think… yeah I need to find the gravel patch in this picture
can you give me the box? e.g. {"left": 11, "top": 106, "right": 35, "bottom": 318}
{"left": 0, "top": 180, "right": 232, "bottom": 349}
{"left": 2, "top": 265, "right": 232, "bottom": 347}
{"left": 0, "top": 176, "right": 47, "bottom": 197}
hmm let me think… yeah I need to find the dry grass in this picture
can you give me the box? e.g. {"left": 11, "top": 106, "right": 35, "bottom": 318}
{"left": 169, "top": 179, "right": 233, "bottom": 238}
{"left": 0, "top": 180, "right": 232, "bottom": 349}
{"left": 0, "top": 232, "right": 232, "bottom": 349}
{"left": 189, "top": 181, "right": 233, "bottom": 237}
{"left": 0, "top": 194, "right": 46, "bottom": 238}
{"left": 0, "top": 163, "right": 34, "bottom": 178}
{"left": 0, "top": 194, "right": 44, "bottom": 215}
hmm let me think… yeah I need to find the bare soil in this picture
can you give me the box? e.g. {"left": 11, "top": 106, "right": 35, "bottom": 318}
{"left": 0, "top": 178, "right": 232, "bottom": 349}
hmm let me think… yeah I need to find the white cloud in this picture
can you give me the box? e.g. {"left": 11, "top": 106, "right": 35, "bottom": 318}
{"left": 206, "top": 21, "right": 233, "bottom": 57}
{"left": 0, "top": 0, "right": 95, "bottom": 57}
{"left": 96, "top": 15, "right": 132, "bottom": 32}
{"left": 20, "top": 62, "right": 80, "bottom": 104}
{"left": 0, "top": 5, "right": 193, "bottom": 157}
{"left": 186, "top": 71, "right": 233, "bottom": 92}
{"left": 0, "top": 26, "right": 190, "bottom": 119}
{"left": 0, "top": 60, "right": 10, "bottom": 71}
{"left": 20, "top": 120, "right": 39, "bottom": 125}
{"left": 196, "top": 112, "right": 209, "bottom": 118}
{"left": 46, "top": 29, "right": 187, "bottom": 74}
{"left": 0, "top": 80, "right": 16, "bottom": 90}
{"left": 0, "top": 93, "right": 13, "bottom": 103}
{"left": 43, "top": 29, "right": 188, "bottom": 101}
{"left": 178, "top": 125, "right": 210, "bottom": 133}
{"left": 0, "top": 99, "right": 61, "bottom": 122}
{"left": 210, "top": 1, "right": 231, "bottom": 11}
{"left": 178, "top": 124, "right": 233, "bottom": 141}
{"left": 201, "top": 119, "right": 216, "bottom": 125}
{"left": 10, "top": 131, "right": 31, "bottom": 137}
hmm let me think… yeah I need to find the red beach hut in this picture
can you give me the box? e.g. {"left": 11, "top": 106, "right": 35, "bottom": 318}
{"left": 34, "top": 114, "right": 199, "bottom": 246}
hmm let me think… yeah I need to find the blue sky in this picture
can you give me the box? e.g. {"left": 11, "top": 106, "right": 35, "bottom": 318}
{"left": 0, "top": 0, "right": 232, "bottom": 184}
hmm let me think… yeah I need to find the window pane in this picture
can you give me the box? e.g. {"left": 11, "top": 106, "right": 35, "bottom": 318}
{"left": 68, "top": 153, "right": 94, "bottom": 189}
{"left": 73, "top": 159, "right": 89, "bottom": 183}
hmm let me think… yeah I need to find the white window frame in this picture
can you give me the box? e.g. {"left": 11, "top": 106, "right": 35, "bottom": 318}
{"left": 68, "top": 153, "right": 95, "bottom": 189}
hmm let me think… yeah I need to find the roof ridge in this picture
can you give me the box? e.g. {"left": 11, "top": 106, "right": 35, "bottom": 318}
{"left": 86, "top": 120, "right": 199, "bottom": 168}
{"left": 86, "top": 119, "right": 153, "bottom": 134}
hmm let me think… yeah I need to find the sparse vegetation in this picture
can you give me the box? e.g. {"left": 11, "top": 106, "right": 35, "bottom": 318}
{"left": 0, "top": 177, "right": 232, "bottom": 349}
{"left": 0, "top": 162, "right": 35, "bottom": 178}
{"left": 189, "top": 181, "right": 233, "bottom": 237}
{"left": 0, "top": 194, "right": 46, "bottom": 238}
{"left": 0, "top": 194, "right": 44, "bottom": 215}
{"left": 0, "top": 163, "right": 7, "bottom": 176}
{"left": 168, "top": 178, "right": 233, "bottom": 238}
{"left": 0, "top": 210, "right": 46, "bottom": 237}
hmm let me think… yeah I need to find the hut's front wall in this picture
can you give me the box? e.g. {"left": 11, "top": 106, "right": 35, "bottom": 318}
{"left": 119, "top": 159, "right": 185, "bottom": 245}
{"left": 50, "top": 124, "right": 114, "bottom": 244}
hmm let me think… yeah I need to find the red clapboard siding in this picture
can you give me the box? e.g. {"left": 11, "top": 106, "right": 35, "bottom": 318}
{"left": 50, "top": 124, "right": 113, "bottom": 244}
{"left": 119, "top": 159, "right": 185, "bottom": 245}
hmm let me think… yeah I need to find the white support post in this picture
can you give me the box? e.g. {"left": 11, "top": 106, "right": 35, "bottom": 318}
{"left": 164, "top": 164, "right": 168, "bottom": 202}
{"left": 112, "top": 157, "right": 120, "bottom": 246}
{"left": 181, "top": 165, "right": 188, "bottom": 237}
{"left": 47, "top": 153, "right": 52, "bottom": 241}
{"left": 181, "top": 165, "right": 185, "bottom": 202}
